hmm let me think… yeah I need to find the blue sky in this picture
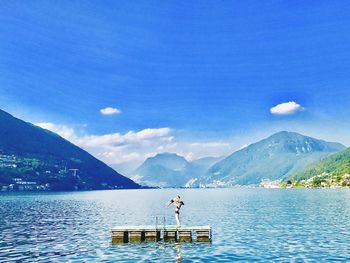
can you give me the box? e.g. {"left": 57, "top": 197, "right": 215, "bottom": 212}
{"left": 1, "top": 1, "right": 350, "bottom": 173}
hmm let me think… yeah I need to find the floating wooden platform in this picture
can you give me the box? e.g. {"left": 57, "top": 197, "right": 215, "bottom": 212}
{"left": 111, "top": 225, "right": 212, "bottom": 243}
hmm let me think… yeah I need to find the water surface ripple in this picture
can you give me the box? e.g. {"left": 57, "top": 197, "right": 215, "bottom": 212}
{"left": 1, "top": 188, "right": 350, "bottom": 262}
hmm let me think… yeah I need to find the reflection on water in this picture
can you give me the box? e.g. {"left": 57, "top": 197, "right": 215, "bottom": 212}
{"left": 176, "top": 243, "right": 182, "bottom": 262}
{"left": 1, "top": 188, "right": 350, "bottom": 262}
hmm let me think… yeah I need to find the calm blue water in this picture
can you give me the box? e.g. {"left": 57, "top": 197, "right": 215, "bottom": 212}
{"left": 1, "top": 188, "right": 350, "bottom": 262}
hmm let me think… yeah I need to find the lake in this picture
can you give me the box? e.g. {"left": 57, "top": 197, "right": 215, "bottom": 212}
{"left": 1, "top": 188, "right": 350, "bottom": 262}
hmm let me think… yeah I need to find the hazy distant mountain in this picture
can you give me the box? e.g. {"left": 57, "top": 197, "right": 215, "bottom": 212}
{"left": 287, "top": 147, "right": 350, "bottom": 183}
{"left": 191, "top": 156, "right": 225, "bottom": 171}
{"left": 130, "top": 153, "right": 223, "bottom": 187}
{"left": 185, "top": 156, "right": 225, "bottom": 187}
{"left": 0, "top": 109, "right": 140, "bottom": 190}
{"left": 199, "top": 131, "right": 345, "bottom": 187}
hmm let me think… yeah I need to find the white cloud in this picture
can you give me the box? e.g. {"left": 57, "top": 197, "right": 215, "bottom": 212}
{"left": 97, "top": 151, "right": 141, "bottom": 164}
{"left": 190, "top": 142, "right": 230, "bottom": 148}
{"left": 124, "top": 128, "right": 171, "bottom": 141}
{"left": 34, "top": 122, "right": 234, "bottom": 175}
{"left": 75, "top": 133, "right": 124, "bottom": 148}
{"left": 270, "top": 101, "right": 304, "bottom": 115}
{"left": 75, "top": 128, "right": 172, "bottom": 148}
{"left": 100, "top": 107, "right": 121, "bottom": 115}
{"left": 35, "top": 122, "right": 77, "bottom": 141}
{"left": 34, "top": 122, "right": 177, "bottom": 172}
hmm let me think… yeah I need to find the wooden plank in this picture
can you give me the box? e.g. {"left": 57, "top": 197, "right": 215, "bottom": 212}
{"left": 164, "top": 230, "right": 177, "bottom": 242}
{"left": 111, "top": 231, "right": 128, "bottom": 243}
{"left": 129, "top": 231, "right": 142, "bottom": 242}
{"left": 196, "top": 230, "right": 210, "bottom": 236}
{"left": 196, "top": 230, "right": 211, "bottom": 242}
{"left": 178, "top": 230, "right": 192, "bottom": 242}
{"left": 112, "top": 225, "right": 155, "bottom": 231}
{"left": 144, "top": 230, "right": 160, "bottom": 242}
{"left": 196, "top": 236, "right": 211, "bottom": 242}
{"left": 112, "top": 231, "right": 125, "bottom": 237}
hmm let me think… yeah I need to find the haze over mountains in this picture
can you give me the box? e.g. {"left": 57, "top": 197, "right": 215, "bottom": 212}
{"left": 0, "top": 109, "right": 139, "bottom": 190}
{"left": 130, "top": 153, "right": 223, "bottom": 187}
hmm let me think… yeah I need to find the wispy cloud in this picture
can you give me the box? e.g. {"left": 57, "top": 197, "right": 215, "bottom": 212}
{"left": 35, "top": 122, "right": 76, "bottom": 140}
{"left": 100, "top": 107, "right": 121, "bottom": 115}
{"left": 270, "top": 101, "right": 304, "bottom": 115}
{"left": 34, "top": 122, "right": 232, "bottom": 174}
{"left": 190, "top": 142, "right": 230, "bottom": 148}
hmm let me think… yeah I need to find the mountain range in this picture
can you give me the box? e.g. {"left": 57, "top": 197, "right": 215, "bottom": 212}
{"left": 0, "top": 109, "right": 139, "bottom": 190}
{"left": 1, "top": 108, "right": 348, "bottom": 190}
{"left": 129, "top": 131, "right": 346, "bottom": 188}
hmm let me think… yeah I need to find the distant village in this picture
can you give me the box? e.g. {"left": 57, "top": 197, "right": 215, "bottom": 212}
{"left": 0, "top": 153, "right": 80, "bottom": 191}
{"left": 2, "top": 177, "right": 49, "bottom": 191}
{"left": 260, "top": 173, "right": 350, "bottom": 189}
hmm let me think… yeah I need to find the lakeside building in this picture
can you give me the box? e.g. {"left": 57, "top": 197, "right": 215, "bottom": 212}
{"left": 1, "top": 178, "right": 49, "bottom": 191}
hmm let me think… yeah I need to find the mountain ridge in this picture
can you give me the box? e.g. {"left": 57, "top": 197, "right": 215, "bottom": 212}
{"left": 0, "top": 109, "right": 140, "bottom": 190}
{"left": 199, "top": 131, "right": 345, "bottom": 187}
{"left": 287, "top": 147, "right": 350, "bottom": 185}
